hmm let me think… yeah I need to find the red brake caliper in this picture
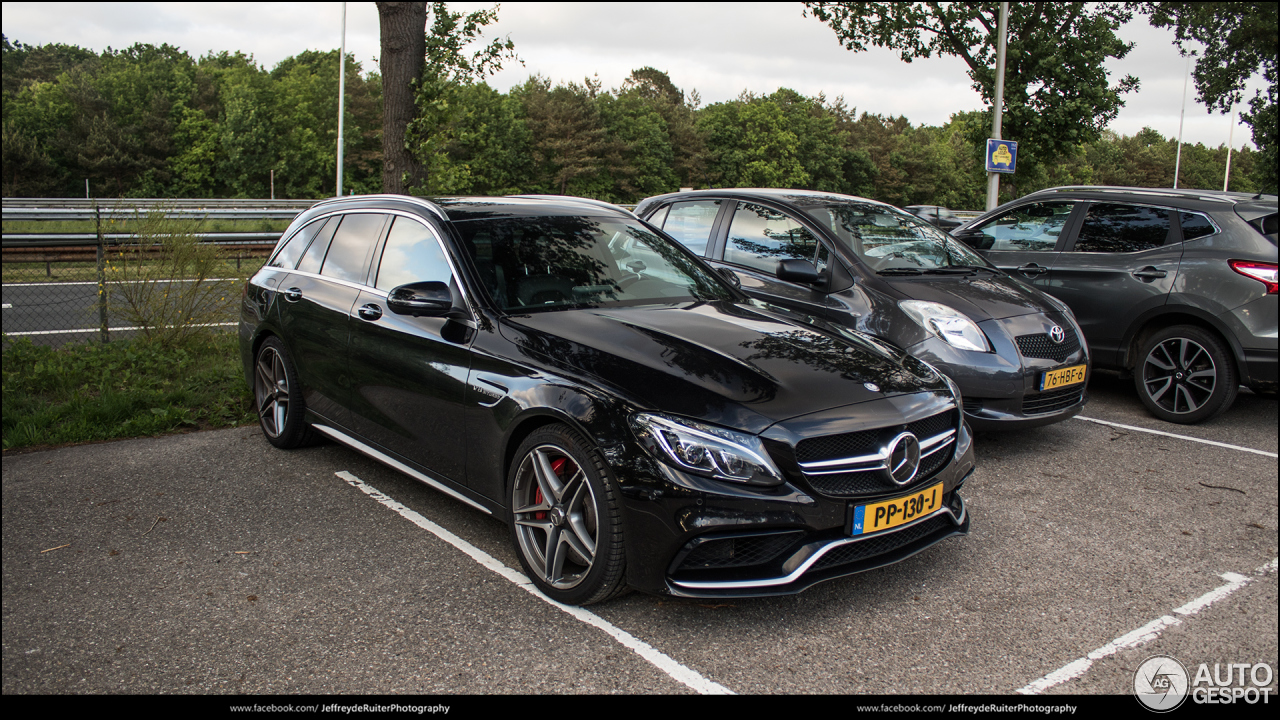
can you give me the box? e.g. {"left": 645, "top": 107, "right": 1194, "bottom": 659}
{"left": 534, "top": 457, "right": 568, "bottom": 520}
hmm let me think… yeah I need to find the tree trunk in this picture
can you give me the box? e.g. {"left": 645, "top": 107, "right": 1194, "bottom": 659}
{"left": 376, "top": 2, "right": 427, "bottom": 194}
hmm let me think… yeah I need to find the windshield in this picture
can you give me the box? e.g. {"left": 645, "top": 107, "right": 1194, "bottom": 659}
{"left": 804, "top": 202, "right": 989, "bottom": 272}
{"left": 453, "top": 215, "right": 736, "bottom": 313}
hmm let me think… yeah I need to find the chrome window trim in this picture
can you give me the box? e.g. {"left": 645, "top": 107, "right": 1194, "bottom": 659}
{"left": 279, "top": 209, "right": 477, "bottom": 316}
{"left": 1071, "top": 200, "right": 1221, "bottom": 252}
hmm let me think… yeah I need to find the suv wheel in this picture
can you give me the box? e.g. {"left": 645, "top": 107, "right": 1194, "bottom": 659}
{"left": 1135, "top": 326, "right": 1238, "bottom": 424}
{"left": 508, "top": 425, "right": 627, "bottom": 605}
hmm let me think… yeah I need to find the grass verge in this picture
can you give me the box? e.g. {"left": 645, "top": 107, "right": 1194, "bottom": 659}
{"left": 2, "top": 331, "right": 255, "bottom": 451}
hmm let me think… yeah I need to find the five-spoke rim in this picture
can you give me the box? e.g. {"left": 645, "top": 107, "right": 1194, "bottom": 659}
{"left": 254, "top": 346, "right": 290, "bottom": 438}
{"left": 1142, "top": 337, "right": 1217, "bottom": 415}
{"left": 512, "top": 445, "right": 598, "bottom": 589}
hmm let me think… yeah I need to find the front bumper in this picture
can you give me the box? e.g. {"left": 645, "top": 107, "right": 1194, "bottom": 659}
{"left": 614, "top": 394, "right": 975, "bottom": 597}
{"left": 911, "top": 312, "right": 1090, "bottom": 430}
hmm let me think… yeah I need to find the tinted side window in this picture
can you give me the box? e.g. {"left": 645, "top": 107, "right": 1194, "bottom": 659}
{"left": 375, "top": 217, "right": 452, "bottom": 291}
{"left": 320, "top": 213, "right": 387, "bottom": 284}
{"left": 724, "top": 203, "right": 827, "bottom": 274}
{"left": 1179, "top": 212, "right": 1217, "bottom": 241}
{"left": 1074, "top": 204, "right": 1171, "bottom": 253}
{"left": 661, "top": 200, "right": 721, "bottom": 255}
{"left": 969, "top": 202, "right": 1073, "bottom": 251}
{"left": 269, "top": 217, "right": 329, "bottom": 269}
{"left": 295, "top": 216, "right": 341, "bottom": 274}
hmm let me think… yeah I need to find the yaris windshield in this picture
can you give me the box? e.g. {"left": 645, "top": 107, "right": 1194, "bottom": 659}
{"left": 454, "top": 215, "right": 736, "bottom": 312}
{"left": 804, "top": 203, "right": 990, "bottom": 272}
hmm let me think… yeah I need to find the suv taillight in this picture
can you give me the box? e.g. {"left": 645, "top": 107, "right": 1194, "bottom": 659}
{"left": 1229, "top": 260, "right": 1278, "bottom": 294}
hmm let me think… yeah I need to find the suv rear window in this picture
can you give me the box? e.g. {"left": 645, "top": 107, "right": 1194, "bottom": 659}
{"left": 1249, "top": 213, "right": 1278, "bottom": 245}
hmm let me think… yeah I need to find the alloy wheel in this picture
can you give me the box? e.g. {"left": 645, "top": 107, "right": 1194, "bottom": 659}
{"left": 512, "top": 445, "right": 599, "bottom": 590}
{"left": 1141, "top": 336, "right": 1217, "bottom": 416}
{"left": 254, "top": 345, "right": 290, "bottom": 439}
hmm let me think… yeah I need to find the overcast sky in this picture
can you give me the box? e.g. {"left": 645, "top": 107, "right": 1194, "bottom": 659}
{"left": 1, "top": 2, "right": 1264, "bottom": 150}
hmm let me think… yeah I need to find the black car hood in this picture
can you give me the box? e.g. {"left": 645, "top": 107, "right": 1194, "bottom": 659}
{"left": 499, "top": 301, "right": 946, "bottom": 434}
{"left": 877, "top": 272, "right": 1049, "bottom": 321}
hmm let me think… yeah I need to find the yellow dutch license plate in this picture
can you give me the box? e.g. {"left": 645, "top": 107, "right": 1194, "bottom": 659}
{"left": 1041, "top": 364, "right": 1087, "bottom": 391}
{"left": 850, "top": 481, "right": 943, "bottom": 536}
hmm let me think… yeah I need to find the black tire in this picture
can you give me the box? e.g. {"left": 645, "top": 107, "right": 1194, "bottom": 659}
{"left": 1135, "top": 325, "right": 1238, "bottom": 424}
{"left": 508, "top": 424, "right": 627, "bottom": 605}
{"left": 252, "top": 336, "right": 316, "bottom": 448}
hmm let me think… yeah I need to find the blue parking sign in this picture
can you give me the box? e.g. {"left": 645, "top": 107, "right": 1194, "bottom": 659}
{"left": 986, "top": 139, "right": 1017, "bottom": 174}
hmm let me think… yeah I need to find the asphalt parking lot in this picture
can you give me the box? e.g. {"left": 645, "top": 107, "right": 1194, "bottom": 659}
{"left": 3, "top": 373, "right": 1275, "bottom": 696}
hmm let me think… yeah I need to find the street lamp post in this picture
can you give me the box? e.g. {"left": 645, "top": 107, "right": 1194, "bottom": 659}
{"left": 985, "top": 2, "right": 1009, "bottom": 211}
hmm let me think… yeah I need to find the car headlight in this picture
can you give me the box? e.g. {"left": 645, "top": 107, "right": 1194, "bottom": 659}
{"left": 900, "top": 300, "right": 991, "bottom": 352}
{"left": 631, "top": 413, "right": 783, "bottom": 486}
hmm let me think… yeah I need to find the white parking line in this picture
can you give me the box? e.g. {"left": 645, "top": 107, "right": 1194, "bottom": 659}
{"left": 1075, "top": 415, "right": 1278, "bottom": 459}
{"left": 1017, "top": 558, "right": 1278, "bottom": 694}
{"left": 334, "top": 470, "right": 734, "bottom": 695}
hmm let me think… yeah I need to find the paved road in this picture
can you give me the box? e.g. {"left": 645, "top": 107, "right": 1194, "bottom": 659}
{"left": 2, "top": 279, "right": 242, "bottom": 344}
{"left": 3, "top": 374, "right": 1275, "bottom": 696}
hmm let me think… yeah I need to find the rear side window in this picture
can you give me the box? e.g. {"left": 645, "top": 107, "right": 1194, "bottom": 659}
{"left": 1074, "top": 204, "right": 1171, "bottom": 253}
{"left": 269, "top": 217, "right": 330, "bottom": 269}
{"left": 645, "top": 204, "right": 670, "bottom": 230}
{"left": 660, "top": 200, "right": 721, "bottom": 256}
{"left": 295, "top": 216, "right": 341, "bottom": 274}
{"left": 968, "top": 202, "right": 1073, "bottom": 251}
{"left": 1178, "top": 212, "right": 1217, "bottom": 241}
{"left": 375, "top": 217, "right": 452, "bottom": 291}
{"left": 319, "top": 213, "right": 387, "bottom": 284}
{"left": 724, "top": 203, "right": 828, "bottom": 274}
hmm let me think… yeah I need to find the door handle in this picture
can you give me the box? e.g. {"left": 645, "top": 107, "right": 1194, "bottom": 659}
{"left": 1132, "top": 267, "right": 1168, "bottom": 280}
{"left": 1017, "top": 263, "right": 1049, "bottom": 277}
{"left": 357, "top": 303, "right": 383, "bottom": 321}
{"left": 283, "top": 287, "right": 303, "bottom": 302}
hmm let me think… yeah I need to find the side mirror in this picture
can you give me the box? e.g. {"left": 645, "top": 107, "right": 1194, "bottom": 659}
{"left": 777, "top": 259, "right": 821, "bottom": 284}
{"left": 716, "top": 267, "right": 741, "bottom": 288}
{"left": 387, "top": 281, "right": 453, "bottom": 317}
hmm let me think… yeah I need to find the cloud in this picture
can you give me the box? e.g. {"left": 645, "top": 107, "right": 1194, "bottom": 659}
{"left": 1, "top": 1, "right": 1262, "bottom": 148}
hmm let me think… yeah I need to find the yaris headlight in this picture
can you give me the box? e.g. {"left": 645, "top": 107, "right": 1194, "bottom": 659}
{"left": 900, "top": 300, "right": 991, "bottom": 353}
{"left": 631, "top": 413, "right": 782, "bottom": 486}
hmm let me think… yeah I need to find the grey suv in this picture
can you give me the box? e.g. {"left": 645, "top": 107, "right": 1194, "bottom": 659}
{"left": 954, "top": 187, "right": 1277, "bottom": 424}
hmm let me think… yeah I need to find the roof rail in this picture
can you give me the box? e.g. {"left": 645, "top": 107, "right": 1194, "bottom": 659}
{"left": 310, "top": 194, "right": 448, "bottom": 220}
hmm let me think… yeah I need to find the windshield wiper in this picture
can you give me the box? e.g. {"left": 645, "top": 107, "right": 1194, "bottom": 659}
{"left": 876, "top": 268, "right": 924, "bottom": 276}
{"left": 925, "top": 265, "right": 996, "bottom": 275}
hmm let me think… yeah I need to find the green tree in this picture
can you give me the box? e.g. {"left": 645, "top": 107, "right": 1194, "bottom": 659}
{"left": 621, "top": 67, "right": 709, "bottom": 189}
{"left": 1139, "top": 2, "right": 1278, "bottom": 192}
{"left": 433, "top": 82, "right": 534, "bottom": 195}
{"left": 517, "top": 76, "right": 611, "bottom": 196}
{"left": 803, "top": 2, "right": 1140, "bottom": 178}
{"left": 379, "top": 2, "right": 516, "bottom": 193}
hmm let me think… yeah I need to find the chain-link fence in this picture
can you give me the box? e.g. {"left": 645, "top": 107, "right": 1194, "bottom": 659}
{"left": 3, "top": 200, "right": 310, "bottom": 347}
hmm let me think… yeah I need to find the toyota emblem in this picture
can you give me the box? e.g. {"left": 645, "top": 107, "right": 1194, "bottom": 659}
{"left": 885, "top": 432, "right": 921, "bottom": 486}
{"left": 1049, "top": 325, "right": 1066, "bottom": 344}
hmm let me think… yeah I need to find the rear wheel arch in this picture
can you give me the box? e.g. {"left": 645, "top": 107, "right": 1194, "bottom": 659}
{"left": 1122, "top": 310, "right": 1246, "bottom": 379}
